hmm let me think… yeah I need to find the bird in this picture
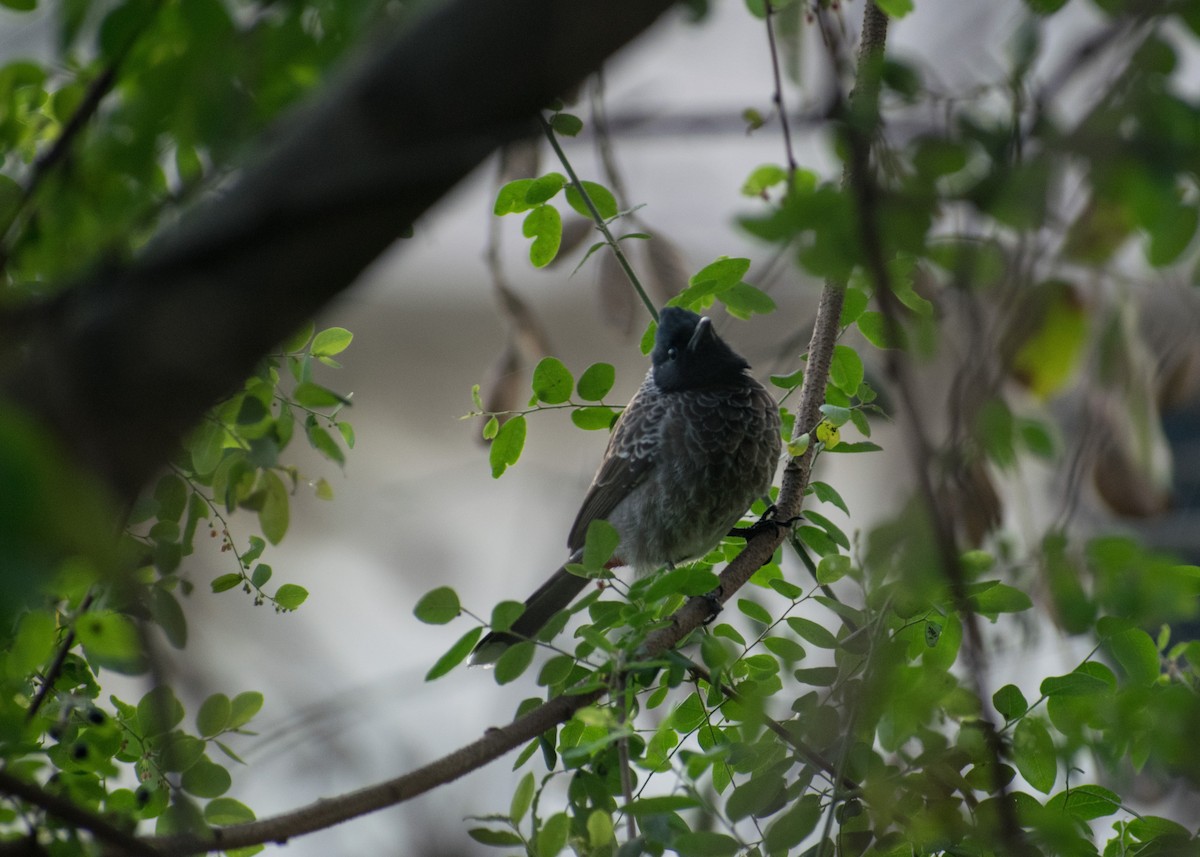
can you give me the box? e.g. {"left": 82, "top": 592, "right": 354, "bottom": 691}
{"left": 471, "top": 306, "right": 782, "bottom": 664}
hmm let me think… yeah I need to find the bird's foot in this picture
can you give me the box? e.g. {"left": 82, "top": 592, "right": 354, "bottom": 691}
{"left": 700, "top": 586, "right": 723, "bottom": 625}
{"left": 728, "top": 504, "right": 801, "bottom": 540}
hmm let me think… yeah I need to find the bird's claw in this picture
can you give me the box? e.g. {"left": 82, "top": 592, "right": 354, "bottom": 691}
{"left": 701, "top": 587, "right": 724, "bottom": 625}
{"left": 728, "top": 504, "right": 801, "bottom": 540}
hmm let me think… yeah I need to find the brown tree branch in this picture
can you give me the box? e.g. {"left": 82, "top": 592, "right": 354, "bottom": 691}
{"left": 2, "top": 0, "right": 675, "bottom": 504}
{"left": 0, "top": 770, "right": 160, "bottom": 857}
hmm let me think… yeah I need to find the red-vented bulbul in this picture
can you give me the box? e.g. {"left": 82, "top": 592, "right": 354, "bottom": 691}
{"left": 472, "top": 307, "right": 781, "bottom": 664}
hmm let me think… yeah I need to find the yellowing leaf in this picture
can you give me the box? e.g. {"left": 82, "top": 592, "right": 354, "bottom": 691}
{"left": 1011, "top": 283, "right": 1088, "bottom": 399}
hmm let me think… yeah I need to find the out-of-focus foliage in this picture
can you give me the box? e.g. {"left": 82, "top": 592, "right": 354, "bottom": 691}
{"left": 0, "top": 0, "right": 386, "bottom": 850}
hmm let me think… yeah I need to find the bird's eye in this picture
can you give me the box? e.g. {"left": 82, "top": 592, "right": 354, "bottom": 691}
{"left": 667, "top": 346, "right": 678, "bottom": 360}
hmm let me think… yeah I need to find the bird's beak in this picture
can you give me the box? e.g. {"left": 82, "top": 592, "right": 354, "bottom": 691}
{"left": 687, "top": 317, "right": 712, "bottom": 352}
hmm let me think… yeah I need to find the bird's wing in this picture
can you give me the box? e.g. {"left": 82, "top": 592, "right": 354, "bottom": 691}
{"left": 567, "top": 379, "right": 663, "bottom": 552}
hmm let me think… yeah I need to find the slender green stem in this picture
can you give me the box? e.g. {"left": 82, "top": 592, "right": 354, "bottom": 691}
{"left": 537, "top": 113, "right": 658, "bottom": 323}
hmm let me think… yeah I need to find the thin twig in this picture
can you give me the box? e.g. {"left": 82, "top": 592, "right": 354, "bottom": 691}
{"left": 763, "top": 0, "right": 799, "bottom": 178}
{"left": 538, "top": 114, "right": 657, "bottom": 322}
{"left": 26, "top": 593, "right": 95, "bottom": 722}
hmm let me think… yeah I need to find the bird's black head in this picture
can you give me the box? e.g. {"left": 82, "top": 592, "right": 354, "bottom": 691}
{"left": 651, "top": 307, "right": 751, "bottom": 392}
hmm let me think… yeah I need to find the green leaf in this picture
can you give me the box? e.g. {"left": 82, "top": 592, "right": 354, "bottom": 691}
{"left": 425, "top": 627, "right": 483, "bottom": 681}
{"left": 1039, "top": 669, "right": 1111, "bottom": 697}
{"left": 337, "top": 421, "right": 355, "bottom": 448}
{"left": 189, "top": 420, "right": 227, "bottom": 476}
{"left": 523, "top": 204, "right": 563, "bottom": 267}
{"left": 250, "top": 564, "right": 272, "bottom": 588}
{"left": 524, "top": 172, "right": 567, "bottom": 204}
{"left": 494, "top": 641, "right": 535, "bottom": 685}
{"left": 576, "top": 362, "right": 616, "bottom": 401}
{"left": 1045, "top": 784, "right": 1120, "bottom": 821}
{"left": 228, "top": 691, "right": 264, "bottom": 729}
{"left": 839, "top": 287, "right": 869, "bottom": 327}
{"left": 829, "top": 345, "right": 865, "bottom": 396}
{"left": 719, "top": 281, "right": 776, "bottom": 319}
{"left": 180, "top": 758, "right": 231, "bottom": 798}
{"left": 76, "top": 612, "right": 144, "bottom": 672}
{"left": 571, "top": 406, "right": 617, "bottom": 431}
{"left": 624, "top": 795, "right": 702, "bottom": 817}
{"left": 138, "top": 687, "right": 185, "bottom": 737}
{"left": 468, "top": 827, "right": 524, "bottom": 846}
{"left": 741, "top": 164, "right": 787, "bottom": 196}
{"left": 770, "top": 368, "right": 804, "bottom": 390}
{"left": 292, "top": 382, "right": 348, "bottom": 409}
{"left": 810, "top": 481, "right": 850, "bottom": 515}
{"left": 414, "top": 587, "right": 460, "bottom": 624}
{"left": 737, "top": 598, "right": 772, "bottom": 625}
{"left": 149, "top": 586, "right": 188, "bottom": 649}
{"left": 537, "top": 813, "right": 570, "bottom": 857}
{"left": 9, "top": 610, "right": 56, "bottom": 673}
{"left": 727, "top": 773, "right": 785, "bottom": 820}
{"left": 537, "top": 655, "right": 575, "bottom": 687}
{"left": 489, "top": 601, "right": 526, "bottom": 634}
{"left": 258, "top": 471, "right": 289, "bottom": 545}
{"left": 857, "top": 311, "right": 900, "bottom": 349}
{"left": 565, "top": 181, "right": 619, "bottom": 220}
{"left": 969, "top": 582, "right": 1033, "bottom": 615}
{"left": 582, "top": 519, "right": 620, "bottom": 571}
{"left": 310, "top": 327, "right": 353, "bottom": 357}
{"left": 1105, "top": 626, "right": 1160, "bottom": 685}
{"left": 196, "top": 694, "right": 231, "bottom": 737}
{"left": 674, "top": 831, "right": 740, "bottom": 856}
{"left": 992, "top": 684, "right": 1028, "bottom": 720}
{"left": 510, "top": 771, "right": 535, "bottom": 824}
{"left": 280, "top": 321, "right": 315, "bottom": 353}
{"left": 816, "top": 554, "right": 850, "bottom": 584}
{"left": 793, "top": 666, "right": 838, "bottom": 686}
{"left": 762, "top": 636, "right": 806, "bottom": 662}
{"left": 687, "top": 256, "right": 751, "bottom": 295}
{"left": 875, "top": 0, "right": 914, "bottom": 17}
{"left": 305, "top": 421, "right": 346, "bottom": 466}
{"left": 1012, "top": 717, "right": 1056, "bottom": 794}
{"left": 764, "top": 795, "right": 821, "bottom": 852}
{"left": 786, "top": 617, "right": 839, "bottom": 649}
{"left": 1146, "top": 204, "right": 1198, "bottom": 267}
{"left": 551, "top": 112, "right": 583, "bottom": 137}
{"left": 586, "top": 810, "right": 613, "bottom": 847}
{"left": 159, "top": 733, "right": 206, "bottom": 773}
{"left": 489, "top": 415, "right": 526, "bottom": 478}
{"left": 532, "top": 357, "right": 573, "bottom": 404}
{"left": 154, "top": 474, "right": 188, "bottom": 522}
{"left": 494, "top": 179, "right": 535, "bottom": 215}
{"left": 211, "top": 573, "right": 242, "bottom": 593}
{"left": 274, "top": 584, "right": 308, "bottom": 610}
{"left": 204, "top": 797, "right": 256, "bottom": 826}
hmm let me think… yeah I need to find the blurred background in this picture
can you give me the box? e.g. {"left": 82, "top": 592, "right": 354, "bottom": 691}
{"left": 5, "top": 0, "right": 1200, "bottom": 853}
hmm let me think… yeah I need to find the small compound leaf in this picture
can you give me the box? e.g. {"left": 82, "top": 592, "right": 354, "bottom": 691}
{"left": 274, "top": 584, "right": 308, "bottom": 610}
{"left": 414, "top": 587, "right": 461, "bottom": 624}
{"left": 532, "top": 357, "right": 573, "bottom": 404}
{"left": 425, "top": 627, "right": 484, "bottom": 681}
{"left": 310, "top": 327, "right": 353, "bottom": 357}
{"left": 576, "top": 363, "right": 616, "bottom": 401}
{"left": 489, "top": 415, "right": 527, "bottom": 478}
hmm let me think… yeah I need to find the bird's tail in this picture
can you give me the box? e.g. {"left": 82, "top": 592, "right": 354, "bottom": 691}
{"left": 470, "top": 563, "right": 589, "bottom": 666}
